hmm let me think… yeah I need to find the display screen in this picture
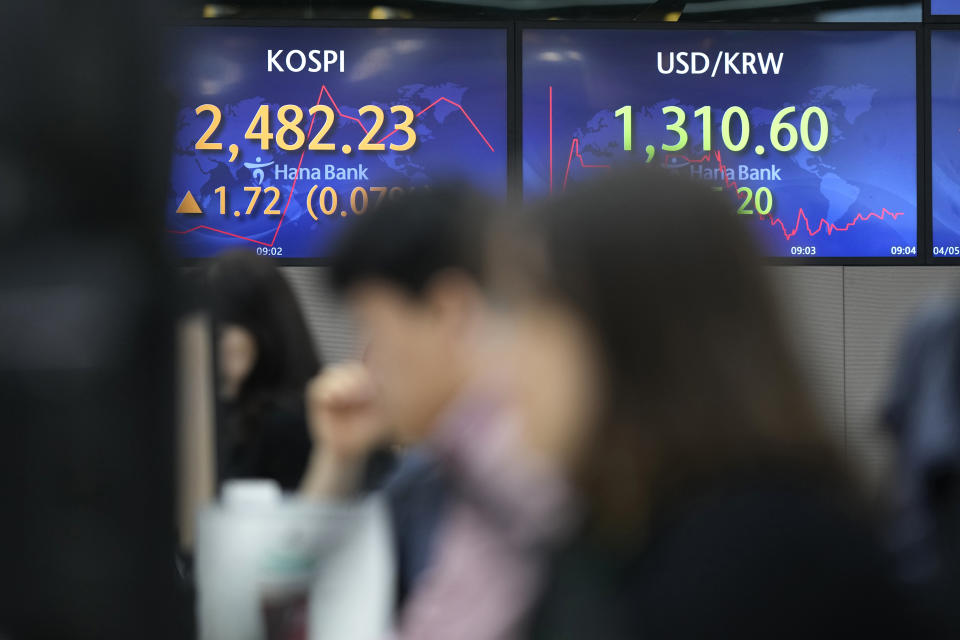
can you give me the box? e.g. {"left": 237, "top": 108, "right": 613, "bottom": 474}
{"left": 166, "top": 26, "right": 507, "bottom": 259}
{"left": 522, "top": 28, "right": 918, "bottom": 258}
{"left": 930, "top": 31, "right": 960, "bottom": 257}
{"left": 932, "top": 0, "right": 960, "bottom": 16}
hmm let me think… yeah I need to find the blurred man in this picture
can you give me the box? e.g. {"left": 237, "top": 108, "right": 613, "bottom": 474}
{"left": 301, "top": 186, "right": 572, "bottom": 640}
{"left": 299, "top": 185, "right": 492, "bottom": 606}
{"left": 886, "top": 304, "right": 960, "bottom": 636}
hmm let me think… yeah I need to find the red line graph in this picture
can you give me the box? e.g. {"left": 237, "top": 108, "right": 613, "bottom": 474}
{"left": 675, "top": 150, "right": 905, "bottom": 241}
{"left": 668, "top": 152, "right": 714, "bottom": 165}
{"left": 561, "top": 138, "right": 612, "bottom": 192}
{"left": 270, "top": 92, "right": 323, "bottom": 246}
{"left": 376, "top": 97, "right": 495, "bottom": 152}
{"left": 548, "top": 86, "right": 611, "bottom": 193}
{"left": 771, "top": 207, "right": 904, "bottom": 240}
{"left": 168, "top": 85, "right": 494, "bottom": 247}
{"left": 318, "top": 85, "right": 368, "bottom": 134}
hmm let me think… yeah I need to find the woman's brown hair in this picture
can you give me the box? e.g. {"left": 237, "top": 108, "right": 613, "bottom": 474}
{"left": 498, "top": 168, "right": 850, "bottom": 536}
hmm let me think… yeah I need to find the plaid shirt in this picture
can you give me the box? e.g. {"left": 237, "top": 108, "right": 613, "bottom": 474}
{"left": 393, "top": 386, "right": 575, "bottom": 640}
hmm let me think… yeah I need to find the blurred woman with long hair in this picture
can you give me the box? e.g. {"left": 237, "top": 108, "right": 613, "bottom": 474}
{"left": 208, "top": 250, "right": 321, "bottom": 490}
{"left": 486, "top": 169, "right": 922, "bottom": 639}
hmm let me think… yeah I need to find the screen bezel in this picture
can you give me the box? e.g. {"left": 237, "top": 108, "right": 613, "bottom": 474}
{"left": 516, "top": 21, "right": 925, "bottom": 266}
{"left": 924, "top": 25, "right": 960, "bottom": 264}
{"left": 166, "top": 19, "right": 516, "bottom": 266}
{"left": 925, "top": 0, "right": 960, "bottom": 23}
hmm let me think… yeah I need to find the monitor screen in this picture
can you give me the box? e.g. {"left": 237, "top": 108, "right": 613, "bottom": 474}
{"left": 522, "top": 28, "right": 918, "bottom": 259}
{"left": 932, "top": 0, "right": 960, "bottom": 16}
{"left": 930, "top": 30, "right": 960, "bottom": 257}
{"left": 166, "top": 25, "right": 507, "bottom": 259}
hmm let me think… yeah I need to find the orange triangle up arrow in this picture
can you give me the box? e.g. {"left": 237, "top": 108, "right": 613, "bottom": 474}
{"left": 176, "top": 191, "right": 203, "bottom": 214}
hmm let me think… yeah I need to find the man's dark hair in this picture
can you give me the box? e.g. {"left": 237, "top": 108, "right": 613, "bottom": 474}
{"left": 329, "top": 184, "right": 493, "bottom": 297}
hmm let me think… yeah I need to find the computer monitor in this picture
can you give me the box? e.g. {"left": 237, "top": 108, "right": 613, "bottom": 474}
{"left": 521, "top": 26, "right": 920, "bottom": 260}
{"left": 166, "top": 24, "right": 508, "bottom": 260}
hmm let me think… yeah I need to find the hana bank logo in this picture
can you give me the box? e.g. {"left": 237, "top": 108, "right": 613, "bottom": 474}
{"left": 244, "top": 156, "right": 275, "bottom": 184}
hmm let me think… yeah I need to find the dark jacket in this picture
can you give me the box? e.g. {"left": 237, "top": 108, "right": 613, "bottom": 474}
{"left": 530, "top": 477, "right": 922, "bottom": 640}
{"left": 385, "top": 448, "right": 450, "bottom": 607}
{"left": 218, "top": 392, "right": 312, "bottom": 491}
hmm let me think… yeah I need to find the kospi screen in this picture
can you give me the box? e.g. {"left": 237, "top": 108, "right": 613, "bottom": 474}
{"left": 522, "top": 28, "right": 919, "bottom": 259}
{"left": 166, "top": 26, "right": 507, "bottom": 259}
{"left": 931, "top": 30, "right": 960, "bottom": 257}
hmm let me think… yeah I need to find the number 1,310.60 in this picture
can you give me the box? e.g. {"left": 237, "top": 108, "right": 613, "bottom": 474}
{"left": 614, "top": 104, "right": 829, "bottom": 155}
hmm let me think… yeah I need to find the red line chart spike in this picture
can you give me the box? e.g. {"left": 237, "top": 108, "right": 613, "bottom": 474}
{"left": 666, "top": 149, "right": 905, "bottom": 241}
{"left": 375, "top": 96, "right": 495, "bottom": 152}
{"left": 270, "top": 91, "right": 324, "bottom": 246}
{"left": 318, "top": 85, "right": 368, "bottom": 134}
{"left": 561, "top": 138, "right": 611, "bottom": 192}
{"left": 167, "top": 85, "right": 494, "bottom": 247}
{"left": 549, "top": 85, "right": 612, "bottom": 193}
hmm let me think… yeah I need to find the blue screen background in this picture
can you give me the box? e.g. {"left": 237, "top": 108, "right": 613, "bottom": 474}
{"left": 930, "top": 31, "right": 960, "bottom": 256}
{"left": 166, "top": 26, "right": 507, "bottom": 259}
{"left": 522, "top": 29, "right": 918, "bottom": 258}
{"left": 932, "top": 0, "right": 960, "bottom": 15}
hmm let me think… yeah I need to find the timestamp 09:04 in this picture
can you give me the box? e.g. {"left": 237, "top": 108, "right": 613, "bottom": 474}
{"left": 890, "top": 245, "right": 917, "bottom": 257}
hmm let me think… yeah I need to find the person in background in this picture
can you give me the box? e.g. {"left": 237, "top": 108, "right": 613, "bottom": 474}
{"left": 299, "top": 185, "right": 487, "bottom": 609}
{"left": 483, "top": 168, "right": 924, "bottom": 639}
{"left": 207, "top": 250, "right": 322, "bottom": 491}
{"left": 299, "top": 185, "right": 571, "bottom": 640}
{"left": 885, "top": 304, "right": 960, "bottom": 636}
